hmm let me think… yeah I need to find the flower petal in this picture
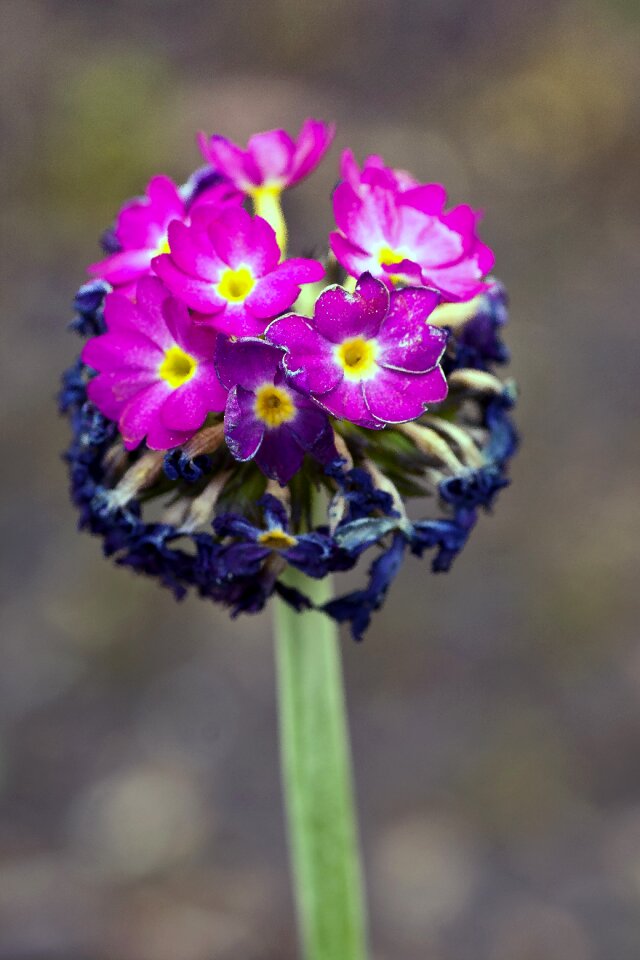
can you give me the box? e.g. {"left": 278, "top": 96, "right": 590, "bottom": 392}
{"left": 313, "top": 273, "right": 388, "bottom": 341}
{"left": 215, "top": 337, "right": 284, "bottom": 392}
{"left": 255, "top": 427, "right": 305, "bottom": 485}
{"left": 377, "top": 287, "right": 447, "bottom": 373}
{"left": 266, "top": 313, "right": 341, "bottom": 394}
{"left": 208, "top": 207, "right": 280, "bottom": 275}
{"left": 224, "top": 385, "right": 264, "bottom": 461}
{"left": 363, "top": 366, "right": 448, "bottom": 423}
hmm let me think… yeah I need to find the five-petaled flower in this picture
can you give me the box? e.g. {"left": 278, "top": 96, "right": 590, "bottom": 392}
{"left": 215, "top": 337, "right": 333, "bottom": 484}
{"left": 198, "top": 119, "right": 335, "bottom": 197}
{"left": 81, "top": 276, "right": 227, "bottom": 450}
{"left": 89, "top": 174, "right": 241, "bottom": 296}
{"left": 153, "top": 205, "right": 324, "bottom": 336}
{"left": 266, "top": 272, "right": 448, "bottom": 427}
{"left": 330, "top": 154, "right": 494, "bottom": 302}
{"left": 214, "top": 495, "right": 337, "bottom": 579}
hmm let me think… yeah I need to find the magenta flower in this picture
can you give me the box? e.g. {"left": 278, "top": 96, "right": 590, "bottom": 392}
{"left": 88, "top": 174, "right": 241, "bottom": 295}
{"left": 81, "top": 277, "right": 227, "bottom": 451}
{"left": 215, "top": 337, "right": 331, "bottom": 485}
{"left": 152, "top": 206, "right": 324, "bottom": 336}
{"left": 330, "top": 174, "right": 494, "bottom": 302}
{"left": 198, "top": 119, "right": 335, "bottom": 196}
{"left": 265, "top": 273, "right": 448, "bottom": 427}
{"left": 341, "top": 148, "right": 420, "bottom": 194}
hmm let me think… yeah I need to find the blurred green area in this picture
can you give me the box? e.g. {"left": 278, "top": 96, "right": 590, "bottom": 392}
{"left": 2, "top": 0, "right": 640, "bottom": 958}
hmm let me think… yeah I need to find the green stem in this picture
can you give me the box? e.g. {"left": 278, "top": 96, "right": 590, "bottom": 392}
{"left": 274, "top": 568, "right": 369, "bottom": 960}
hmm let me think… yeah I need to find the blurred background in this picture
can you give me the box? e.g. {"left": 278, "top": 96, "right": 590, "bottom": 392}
{"left": 2, "top": 0, "right": 640, "bottom": 957}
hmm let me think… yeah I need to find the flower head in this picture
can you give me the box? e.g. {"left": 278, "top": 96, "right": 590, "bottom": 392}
{"left": 152, "top": 205, "right": 324, "bottom": 336}
{"left": 216, "top": 337, "right": 333, "bottom": 485}
{"left": 61, "top": 119, "right": 518, "bottom": 640}
{"left": 330, "top": 170, "right": 494, "bottom": 302}
{"left": 89, "top": 174, "right": 241, "bottom": 295}
{"left": 266, "top": 273, "right": 448, "bottom": 426}
{"left": 198, "top": 119, "right": 335, "bottom": 196}
{"left": 81, "top": 276, "right": 227, "bottom": 450}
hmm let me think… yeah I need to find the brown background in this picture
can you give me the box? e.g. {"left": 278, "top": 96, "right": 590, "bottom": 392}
{"left": 2, "top": 0, "right": 640, "bottom": 957}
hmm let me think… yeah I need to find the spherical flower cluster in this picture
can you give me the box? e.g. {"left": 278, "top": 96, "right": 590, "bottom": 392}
{"left": 61, "top": 118, "right": 518, "bottom": 639}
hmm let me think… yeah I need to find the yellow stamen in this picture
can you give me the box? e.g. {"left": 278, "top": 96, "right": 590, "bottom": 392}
{"left": 377, "top": 245, "right": 410, "bottom": 285}
{"left": 377, "top": 245, "right": 406, "bottom": 268}
{"left": 335, "top": 337, "right": 378, "bottom": 381}
{"left": 158, "top": 346, "right": 197, "bottom": 388}
{"left": 254, "top": 384, "right": 296, "bottom": 428}
{"left": 258, "top": 529, "right": 297, "bottom": 550}
{"left": 157, "top": 236, "right": 171, "bottom": 255}
{"left": 217, "top": 266, "right": 256, "bottom": 303}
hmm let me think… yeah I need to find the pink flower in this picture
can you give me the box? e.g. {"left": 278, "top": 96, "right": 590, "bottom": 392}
{"left": 330, "top": 163, "right": 494, "bottom": 302}
{"left": 88, "top": 174, "right": 241, "bottom": 295}
{"left": 265, "top": 273, "right": 448, "bottom": 427}
{"left": 340, "top": 148, "right": 421, "bottom": 194}
{"left": 198, "top": 119, "right": 335, "bottom": 195}
{"left": 81, "top": 277, "right": 227, "bottom": 450}
{"left": 152, "top": 206, "right": 324, "bottom": 336}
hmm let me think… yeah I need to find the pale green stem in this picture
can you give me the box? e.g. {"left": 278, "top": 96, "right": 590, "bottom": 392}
{"left": 274, "top": 567, "right": 369, "bottom": 960}
{"left": 252, "top": 186, "right": 288, "bottom": 255}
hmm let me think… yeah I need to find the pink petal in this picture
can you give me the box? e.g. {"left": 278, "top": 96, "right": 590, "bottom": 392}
{"left": 166, "top": 220, "right": 223, "bottom": 282}
{"left": 159, "top": 368, "right": 224, "bottom": 432}
{"left": 245, "top": 272, "right": 300, "bottom": 320}
{"left": 162, "top": 297, "right": 218, "bottom": 358}
{"left": 400, "top": 183, "right": 447, "bottom": 215}
{"left": 88, "top": 249, "right": 154, "bottom": 286}
{"left": 271, "top": 257, "right": 325, "bottom": 285}
{"left": 247, "top": 129, "right": 295, "bottom": 185}
{"left": 152, "top": 254, "right": 224, "bottom": 314}
{"left": 86, "top": 371, "right": 154, "bottom": 421}
{"left": 208, "top": 207, "right": 280, "bottom": 275}
{"left": 289, "top": 119, "right": 335, "bottom": 184}
{"left": 133, "top": 275, "right": 178, "bottom": 349}
{"left": 200, "top": 135, "right": 261, "bottom": 191}
{"left": 377, "top": 287, "right": 447, "bottom": 373}
{"left": 363, "top": 366, "right": 448, "bottom": 424}
{"left": 329, "top": 232, "right": 377, "bottom": 279}
{"left": 266, "top": 314, "right": 342, "bottom": 394}
{"left": 316, "top": 379, "right": 369, "bottom": 422}
{"left": 81, "top": 331, "right": 162, "bottom": 373}
{"left": 119, "top": 381, "right": 172, "bottom": 450}
{"left": 313, "top": 274, "right": 388, "bottom": 342}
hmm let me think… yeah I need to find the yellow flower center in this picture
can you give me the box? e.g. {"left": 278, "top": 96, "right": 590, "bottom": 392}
{"left": 217, "top": 266, "right": 256, "bottom": 303}
{"left": 158, "top": 345, "right": 198, "bottom": 388}
{"left": 258, "top": 529, "right": 298, "bottom": 550}
{"left": 335, "top": 337, "right": 378, "bottom": 381}
{"left": 156, "top": 235, "right": 171, "bottom": 255}
{"left": 254, "top": 384, "right": 296, "bottom": 428}
{"left": 377, "top": 245, "right": 409, "bottom": 285}
{"left": 377, "top": 245, "right": 406, "bottom": 268}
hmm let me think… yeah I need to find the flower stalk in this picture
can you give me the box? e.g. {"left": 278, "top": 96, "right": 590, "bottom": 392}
{"left": 274, "top": 556, "right": 368, "bottom": 960}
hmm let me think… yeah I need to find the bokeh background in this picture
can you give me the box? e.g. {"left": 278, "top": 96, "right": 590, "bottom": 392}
{"left": 2, "top": 0, "right": 640, "bottom": 957}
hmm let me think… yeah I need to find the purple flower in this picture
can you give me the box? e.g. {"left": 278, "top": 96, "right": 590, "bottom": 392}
{"left": 214, "top": 495, "right": 336, "bottom": 579}
{"left": 330, "top": 172, "right": 494, "bottom": 302}
{"left": 81, "top": 276, "right": 227, "bottom": 451}
{"left": 88, "top": 174, "right": 241, "bottom": 296}
{"left": 198, "top": 118, "right": 335, "bottom": 196}
{"left": 152, "top": 206, "right": 324, "bottom": 336}
{"left": 265, "top": 273, "right": 448, "bottom": 427}
{"left": 215, "top": 337, "right": 331, "bottom": 484}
